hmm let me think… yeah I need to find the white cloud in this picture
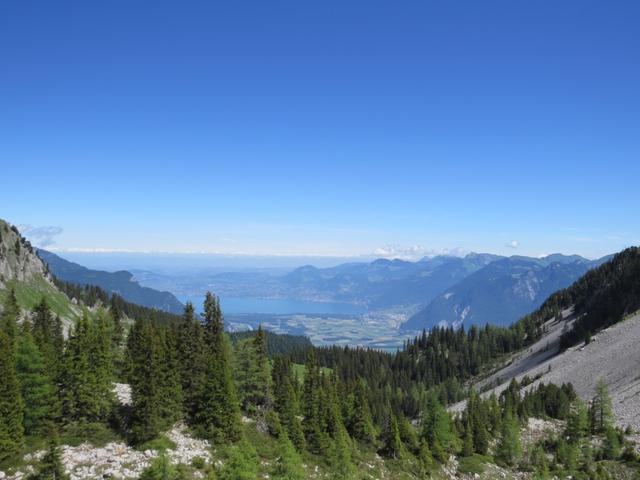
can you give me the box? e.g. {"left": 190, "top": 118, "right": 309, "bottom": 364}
{"left": 506, "top": 240, "right": 519, "bottom": 249}
{"left": 18, "top": 225, "right": 63, "bottom": 248}
{"left": 373, "top": 244, "right": 467, "bottom": 260}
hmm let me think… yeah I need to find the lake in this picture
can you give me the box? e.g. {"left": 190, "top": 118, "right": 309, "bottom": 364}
{"left": 177, "top": 296, "right": 367, "bottom": 315}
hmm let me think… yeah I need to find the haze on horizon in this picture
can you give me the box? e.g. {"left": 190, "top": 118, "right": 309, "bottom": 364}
{"left": 2, "top": 1, "right": 638, "bottom": 261}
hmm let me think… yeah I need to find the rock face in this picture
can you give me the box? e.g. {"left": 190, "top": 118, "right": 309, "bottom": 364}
{"left": 467, "top": 310, "right": 640, "bottom": 432}
{"left": 0, "top": 220, "right": 49, "bottom": 287}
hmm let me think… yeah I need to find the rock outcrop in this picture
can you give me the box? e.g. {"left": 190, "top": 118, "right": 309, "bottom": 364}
{"left": 0, "top": 220, "right": 49, "bottom": 288}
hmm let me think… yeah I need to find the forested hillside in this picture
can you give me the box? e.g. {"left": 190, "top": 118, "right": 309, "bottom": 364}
{"left": 37, "top": 249, "right": 185, "bottom": 315}
{"left": 1, "top": 218, "right": 639, "bottom": 479}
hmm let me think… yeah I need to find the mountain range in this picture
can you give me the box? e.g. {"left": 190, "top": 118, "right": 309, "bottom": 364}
{"left": 401, "top": 254, "right": 610, "bottom": 330}
{"left": 106, "top": 249, "right": 612, "bottom": 331}
{"left": 8, "top": 222, "right": 612, "bottom": 333}
{"left": 37, "top": 248, "right": 185, "bottom": 314}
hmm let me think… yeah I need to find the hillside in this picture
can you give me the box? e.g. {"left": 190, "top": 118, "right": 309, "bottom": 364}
{"left": 37, "top": 248, "right": 184, "bottom": 314}
{"left": 468, "top": 309, "right": 640, "bottom": 431}
{"left": 402, "top": 254, "right": 605, "bottom": 331}
{"left": 0, "top": 220, "right": 83, "bottom": 328}
{"left": 451, "top": 247, "right": 640, "bottom": 431}
{"left": 2, "top": 219, "right": 640, "bottom": 479}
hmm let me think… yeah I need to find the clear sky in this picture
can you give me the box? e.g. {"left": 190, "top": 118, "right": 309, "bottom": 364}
{"left": 1, "top": 1, "right": 638, "bottom": 260}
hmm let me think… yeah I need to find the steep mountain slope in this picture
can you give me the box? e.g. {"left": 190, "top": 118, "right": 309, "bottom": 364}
{"left": 452, "top": 247, "right": 640, "bottom": 430}
{"left": 38, "top": 249, "right": 185, "bottom": 314}
{"left": 0, "top": 219, "right": 82, "bottom": 327}
{"left": 402, "top": 254, "right": 604, "bottom": 330}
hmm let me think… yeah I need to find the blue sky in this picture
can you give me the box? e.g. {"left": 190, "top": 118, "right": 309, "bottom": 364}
{"left": 1, "top": 0, "right": 638, "bottom": 260}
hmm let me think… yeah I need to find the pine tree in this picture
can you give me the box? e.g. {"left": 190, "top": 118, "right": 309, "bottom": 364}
{"left": 397, "top": 413, "right": 419, "bottom": 453}
{"left": 421, "top": 392, "right": 456, "bottom": 463}
{"left": 591, "top": 380, "right": 613, "bottom": 434}
{"left": 529, "top": 444, "right": 549, "bottom": 479}
{"left": 217, "top": 437, "right": 259, "bottom": 480}
{"left": 271, "top": 432, "right": 305, "bottom": 480}
{"left": 1, "top": 287, "right": 20, "bottom": 344}
{"left": 128, "top": 318, "right": 164, "bottom": 444}
{"left": 15, "top": 330, "right": 54, "bottom": 436}
{"left": 252, "top": 325, "right": 272, "bottom": 410}
{"left": 139, "top": 454, "right": 178, "bottom": 480}
{"left": 327, "top": 428, "right": 357, "bottom": 480}
{"left": 462, "top": 419, "right": 474, "bottom": 457}
{"left": 350, "top": 379, "right": 376, "bottom": 445}
{"left": 272, "top": 357, "right": 305, "bottom": 451}
{"left": 194, "top": 292, "right": 241, "bottom": 442}
{"left": 566, "top": 399, "right": 589, "bottom": 443}
{"left": 109, "top": 295, "right": 124, "bottom": 347}
{"left": 91, "top": 310, "right": 116, "bottom": 419}
{"left": 381, "top": 413, "right": 404, "bottom": 459}
{"left": 301, "top": 349, "right": 324, "bottom": 453}
{"left": 417, "top": 439, "right": 434, "bottom": 477}
{"left": 0, "top": 330, "right": 24, "bottom": 463}
{"left": 158, "top": 326, "right": 183, "bottom": 425}
{"left": 28, "top": 432, "right": 69, "bottom": 480}
{"left": 233, "top": 327, "right": 271, "bottom": 415}
{"left": 603, "top": 426, "right": 621, "bottom": 460}
{"left": 31, "top": 298, "right": 64, "bottom": 382}
{"left": 177, "top": 302, "right": 207, "bottom": 421}
{"left": 60, "top": 312, "right": 115, "bottom": 423}
{"left": 318, "top": 373, "right": 345, "bottom": 441}
{"left": 496, "top": 412, "right": 522, "bottom": 467}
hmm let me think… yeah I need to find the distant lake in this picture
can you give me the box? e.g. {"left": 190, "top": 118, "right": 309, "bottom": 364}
{"left": 177, "top": 296, "right": 367, "bottom": 316}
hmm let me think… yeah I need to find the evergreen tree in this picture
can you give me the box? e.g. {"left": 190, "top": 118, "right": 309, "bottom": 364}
{"left": 91, "top": 310, "right": 116, "bottom": 418}
{"left": 380, "top": 413, "right": 404, "bottom": 459}
{"left": 233, "top": 326, "right": 271, "bottom": 415}
{"left": 109, "top": 295, "right": 124, "bottom": 347}
{"left": 417, "top": 439, "right": 434, "bottom": 477}
{"left": 0, "top": 287, "right": 20, "bottom": 344}
{"left": 555, "top": 438, "right": 579, "bottom": 471}
{"left": 350, "top": 379, "right": 376, "bottom": 445}
{"left": 31, "top": 298, "right": 64, "bottom": 382}
{"left": 28, "top": 433, "right": 69, "bottom": 480}
{"left": 194, "top": 293, "right": 241, "bottom": 442}
{"left": 271, "top": 432, "right": 305, "bottom": 480}
{"left": 60, "top": 312, "right": 115, "bottom": 423}
{"left": 158, "top": 326, "right": 183, "bottom": 425}
{"left": 15, "top": 330, "right": 54, "bottom": 436}
{"left": 128, "top": 319, "right": 164, "bottom": 444}
{"left": 0, "top": 330, "right": 24, "bottom": 463}
{"left": 251, "top": 325, "right": 272, "bottom": 409}
{"left": 301, "top": 349, "right": 324, "bottom": 453}
{"left": 529, "top": 444, "right": 549, "bottom": 479}
{"left": 462, "top": 419, "right": 474, "bottom": 457}
{"left": 272, "top": 357, "right": 305, "bottom": 451}
{"left": 176, "top": 302, "right": 207, "bottom": 420}
{"left": 496, "top": 412, "right": 522, "bottom": 467}
{"left": 603, "top": 427, "right": 621, "bottom": 460}
{"left": 217, "top": 438, "right": 259, "bottom": 480}
{"left": 326, "top": 428, "right": 357, "bottom": 480}
{"left": 421, "top": 392, "right": 456, "bottom": 463}
{"left": 139, "top": 454, "right": 179, "bottom": 480}
{"left": 566, "top": 399, "right": 589, "bottom": 443}
{"left": 591, "top": 380, "right": 614, "bottom": 434}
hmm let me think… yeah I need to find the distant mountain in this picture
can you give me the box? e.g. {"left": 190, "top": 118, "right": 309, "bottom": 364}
{"left": 37, "top": 249, "right": 185, "bottom": 314}
{"left": 277, "top": 253, "right": 503, "bottom": 308}
{"left": 401, "top": 254, "right": 607, "bottom": 331}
